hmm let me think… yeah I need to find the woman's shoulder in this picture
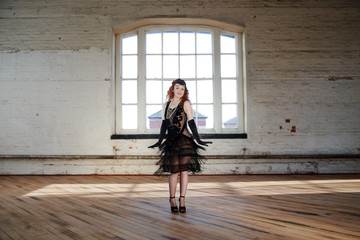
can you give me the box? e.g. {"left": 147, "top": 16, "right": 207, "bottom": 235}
{"left": 183, "top": 100, "right": 191, "bottom": 107}
{"left": 182, "top": 100, "right": 192, "bottom": 111}
{"left": 183, "top": 100, "right": 191, "bottom": 108}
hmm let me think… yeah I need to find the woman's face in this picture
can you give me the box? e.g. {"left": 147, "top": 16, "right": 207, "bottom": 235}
{"left": 173, "top": 84, "right": 185, "bottom": 99}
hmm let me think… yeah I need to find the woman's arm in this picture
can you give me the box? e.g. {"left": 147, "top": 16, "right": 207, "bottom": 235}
{"left": 183, "top": 100, "right": 193, "bottom": 120}
{"left": 184, "top": 100, "right": 212, "bottom": 146}
{"left": 148, "top": 102, "right": 170, "bottom": 148}
{"left": 162, "top": 102, "right": 167, "bottom": 120}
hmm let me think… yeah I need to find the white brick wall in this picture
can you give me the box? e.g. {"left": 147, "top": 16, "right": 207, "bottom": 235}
{"left": 0, "top": 0, "right": 359, "bottom": 174}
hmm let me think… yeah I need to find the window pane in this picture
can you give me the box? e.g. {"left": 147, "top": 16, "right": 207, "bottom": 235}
{"left": 122, "top": 35, "right": 137, "bottom": 54}
{"left": 122, "top": 105, "right": 137, "bottom": 129}
{"left": 221, "top": 55, "right": 236, "bottom": 78}
{"left": 222, "top": 80, "right": 237, "bottom": 103}
{"left": 180, "top": 31, "right": 195, "bottom": 54}
{"left": 122, "top": 55, "right": 137, "bottom": 78}
{"left": 186, "top": 80, "right": 197, "bottom": 103}
{"left": 197, "top": 32, "right": 212, "bottom": 54}
{"left": 163, "top": 81, "right": 172, "bottom": 100}
{"left": 197, "top": 80, "right": 213, "bottom": 103}
{"left": 197, "top": 55, "right": 212, "bottom": 78}
{"left": 221, "top": 34, "right": 236, "bottom": 53}
{"left": 146, "top": 32, "right": 161, "bottom": 54}
{"left": 146, "top": 55, "right": 162, "bottom": 78}
{"left": 180, "top": 55, "right": 195, "bottom": 78}
{"left": 147, "top": 105, "right": 162, "bottom": 129}
{"left": 122, "top": 80, "right": 137, "bottom": 104}
{"left": 197, "top": 105, "right": 213, "bottom": 129}
{"left": 146, "top": 81, "right": 162, "bottom": 104}
{"left": 163, "top": 55, "right": 178, "bottom": 78}
{"left": 222, "top": 104, "right": 237, "bottom": 129}
{"left": 163, "top": 31, "right": 178, "bottom": 54}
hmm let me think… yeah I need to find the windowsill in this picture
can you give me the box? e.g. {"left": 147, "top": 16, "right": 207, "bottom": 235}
{"left": 111, "top": 133, "right": 247, "bottom": 139}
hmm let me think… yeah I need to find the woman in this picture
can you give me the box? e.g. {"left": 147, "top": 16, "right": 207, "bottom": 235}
{"left": 149, "top": 79, "right": 212, "bottom": 213}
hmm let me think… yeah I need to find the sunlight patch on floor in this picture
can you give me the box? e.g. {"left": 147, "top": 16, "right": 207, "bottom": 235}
{"left": 22, "top": 179, "right": 360, "bottom": 197}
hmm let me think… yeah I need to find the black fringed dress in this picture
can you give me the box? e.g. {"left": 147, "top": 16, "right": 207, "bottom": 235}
{"left": 154, "top": 101, "right": 205, "bottom": 175}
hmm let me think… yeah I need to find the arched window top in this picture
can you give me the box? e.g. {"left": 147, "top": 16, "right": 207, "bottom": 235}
{"left": 113, "top": 18, "right": 245, "bottom": 35}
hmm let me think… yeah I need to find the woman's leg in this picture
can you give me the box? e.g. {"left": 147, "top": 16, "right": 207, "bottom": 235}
{"left": 169, "top": 155, "right": 180, "bottom": 198}
{"left": 179, "top": 156, "right": 191, "bottom": 207}
{"left": 169, "top": 172, "right": 179, "bottom": 207}
{"left": 180, "top": 171, "right": 188, "bottom": 197}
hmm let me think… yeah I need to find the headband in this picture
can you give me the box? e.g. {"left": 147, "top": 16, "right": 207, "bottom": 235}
{"left": 174, "top": 80, "right": 186, "bottom": 86}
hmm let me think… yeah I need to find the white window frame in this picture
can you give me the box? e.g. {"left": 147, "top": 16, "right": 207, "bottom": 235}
{"left": 114, "top": 21, "right": 246, "bottom": 135}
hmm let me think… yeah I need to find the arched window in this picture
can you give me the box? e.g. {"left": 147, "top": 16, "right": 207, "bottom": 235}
{"left": 113, "top": 18, "right": 246, "bottom": 137}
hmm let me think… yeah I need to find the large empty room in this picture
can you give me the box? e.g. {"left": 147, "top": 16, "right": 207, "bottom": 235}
{"left": 0, "top": 0, "right": 359, "bottom": 239}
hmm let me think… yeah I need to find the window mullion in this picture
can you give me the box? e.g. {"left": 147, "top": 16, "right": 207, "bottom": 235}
{"left": 161, "top": 32, "right": 164, "bottom": 79}
{"left": 178, "top": 30, "right": 180, "bottom": 78}
{"left": 138, "top": 29, "right": 146, "bottom": 133}
{"left": 194, "top": 31, "right": 199, "bottom": 125}
{"left": 237, "top": 33, "right": 245, "bottom": 132}
{"left": 213, "top": 29, "right": 222, "bottom": 133}
{"left": 115, "top": 35, "right": 122, "bottom": 134}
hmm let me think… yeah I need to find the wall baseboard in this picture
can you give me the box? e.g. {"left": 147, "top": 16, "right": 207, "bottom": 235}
{"left": 1, "top": 155, "right": 359, "bottom": 175}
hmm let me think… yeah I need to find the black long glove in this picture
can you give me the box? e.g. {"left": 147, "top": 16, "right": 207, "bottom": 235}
{"left": 148, "top": 119, "right": 170, "bottom": 148}
{"left": 188, "top": 119, "right": 212, "bottom": 146}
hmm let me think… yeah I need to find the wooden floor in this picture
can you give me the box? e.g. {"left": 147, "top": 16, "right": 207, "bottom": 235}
{"left": 1, "top": 175, "right": 360, "bottom": 240}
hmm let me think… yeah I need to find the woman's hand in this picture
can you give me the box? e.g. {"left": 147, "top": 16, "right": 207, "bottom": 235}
{"left": 148, "top": 118, "right": 169, "bottom": 149}
{"left": 196, "top": 140, "right": 212, "bottom": 146}
{"left": 148, "top": 141, "right": 161, "bottom": 148}
{"left": 188, "top": 119, "right": 212, "bottom": 147}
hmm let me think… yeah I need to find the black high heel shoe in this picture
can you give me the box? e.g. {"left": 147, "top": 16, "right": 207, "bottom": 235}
{"left": 169, "top": 197, "right": 178, "bottom": 213}
{"left": 179, "top": 196, "right": 186, "bottom": 213}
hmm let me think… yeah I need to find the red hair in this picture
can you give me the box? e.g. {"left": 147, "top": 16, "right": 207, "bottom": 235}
{"left": 166, "top": 79, "right": 189, "bottom": 103}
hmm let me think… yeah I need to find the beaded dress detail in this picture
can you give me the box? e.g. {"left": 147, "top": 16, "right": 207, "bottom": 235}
{"left": 154, "top": 101, "right": 205, "bottom": 175}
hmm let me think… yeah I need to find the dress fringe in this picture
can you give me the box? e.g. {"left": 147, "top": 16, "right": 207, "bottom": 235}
{"left": 154, "top": 135, "right": 205, "bottom": 175}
